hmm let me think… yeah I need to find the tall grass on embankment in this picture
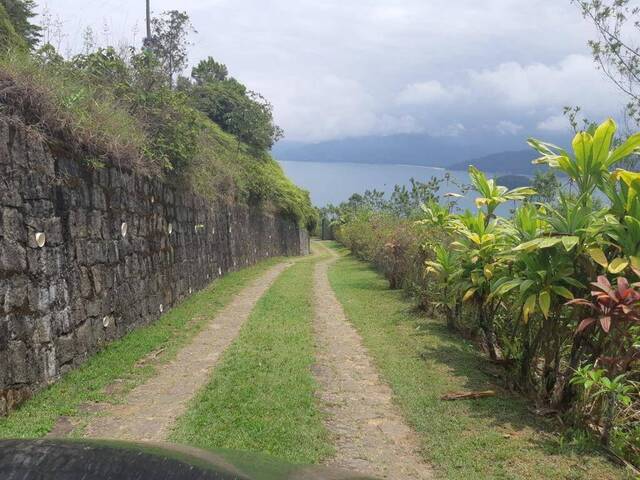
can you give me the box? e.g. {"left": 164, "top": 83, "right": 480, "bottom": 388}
{"left": 0, "top": 49, "right": 316, "bottom": 228}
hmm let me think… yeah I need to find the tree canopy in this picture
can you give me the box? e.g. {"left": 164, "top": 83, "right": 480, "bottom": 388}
{"left": 0, "top": 0, "right": 40, "bottom": 48}
{"left": 0, "top": 3, "right": 26, "bottom": 51}
{"left": 145, "top": 10, "right": 195, "bottom": 87}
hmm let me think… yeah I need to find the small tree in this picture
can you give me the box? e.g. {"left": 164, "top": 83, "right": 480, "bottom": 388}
{"left": 191, "top": 56, "right": 228, "bottom": 84}
{"left": 146, "top": 10, "right": 195, "bottom": 87}
{"left": 574, "top": 1, "right": 640, "bottom": 124}
{"left": 531, "top": 171, "right": 562, "bottom": 204}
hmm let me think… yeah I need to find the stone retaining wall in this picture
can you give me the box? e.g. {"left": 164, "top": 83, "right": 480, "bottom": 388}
{"left": 0, "top": 117, "right": 308, "bottom": 415}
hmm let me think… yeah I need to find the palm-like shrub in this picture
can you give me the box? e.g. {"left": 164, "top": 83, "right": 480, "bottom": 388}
{"left": 336, "top": 117, "right": 640, "bottom": 464}
{"left": 529, "top": 118, "right": 640, "bottom": 195}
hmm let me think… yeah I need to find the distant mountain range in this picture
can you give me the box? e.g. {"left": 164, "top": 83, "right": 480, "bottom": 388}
{"left": 448, "top": 149, "right": 541, "bottom": 175}
{"left": 273, "top": 133, "right": 555, "bottom": 175}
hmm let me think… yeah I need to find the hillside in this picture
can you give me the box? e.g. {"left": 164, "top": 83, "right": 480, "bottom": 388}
{"left": 0, "top": 48, "right": 316, "bottom": 228}
{"left": 273, "top": 134, "right": 518, "bottom": 167}
{"left": 274, "top": 135, "right": 562, "bottom": 175}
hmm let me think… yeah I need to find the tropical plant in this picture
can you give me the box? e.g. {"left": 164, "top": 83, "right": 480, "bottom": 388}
{"left": 571, "top": 365, "right": 635, "bottom": 444}
{"left": 568, "top": 276, "right": 640, "bottom": 342}
{"left": 468, "top": 166, "right": 535, "bottom": 221}
{"left": 529, "top": 118, "right": 640, "bottom": 195}
{"left": 425, "top": 244, "right": 459, "bottom": 328}
{"left": 335, "top": 117, "right": 640, "bottom": 467}
{"left": 418, "top": 200, "right": 453, "bottom": 230}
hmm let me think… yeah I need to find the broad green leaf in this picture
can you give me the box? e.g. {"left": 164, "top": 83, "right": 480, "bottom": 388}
{"left": 551, "top": 285, "right": 574, "bottom": 300}
{"left": 519, "top": 279, "right": 535, "bottom": 295}
{"left": 608, "top": 258, "right": 629, "bottom": 274}
{"left": 523, "top": 294, "right": 537, "bottom": 324}
{"left": 539, "top": 291, "right": 551, "bottom": 319}
{"left": 513, "top": 239, "right": 540, "bottom": 252}
{"left": 561, "top": 236, "right": 579, "bottom": 251}
{"left": 507, "top": 187, "right": 537, "bottom": 199}
{"left": 557, "top": 155, "right": 579, "bottom": 178}
{"left": 532, "top": 154, "right": 565, "bottom": 167}
{"left": 527, "top": 138, "right": 564, "bottom": 156}
{"left": 612, "top": 169, "right": 640, "bottom": 192}
{"left": 468, "top": 233, "right": 481, "bottom": 245}
{"left": 564, "top": 277, "right": 586, "bottom": 289}
{"left": 539, "top": 237, "right": 562, "bottom": 249}
{"left": 592, "top": 118, "right": 616, "bottom": 164}
{"left": 572, "top": 131, "right": 593, "bottom": 168}
{"left": 588, "top": 248, "right": 609, "bottom": 268}
{"left": 463, "top": 288, "right": 477, "bottom": 302}
{"left": 489, "top": 278, "right": 518, "bottom": 299}
{"left": 608, "top": 131, "right": 640, "bottom": 167}
{"left": 484, "top": 265, "right": 493, "bottom": 280}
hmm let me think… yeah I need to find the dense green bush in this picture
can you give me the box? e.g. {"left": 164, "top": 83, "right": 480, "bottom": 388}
{"left": 180, "top": 57, "right": 284, "bottom": 151}
{"left": 335, "top": 119, "right": 640, "bottom": 467}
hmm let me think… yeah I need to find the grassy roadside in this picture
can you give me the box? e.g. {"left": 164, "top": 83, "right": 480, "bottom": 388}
{"left": 326, "top": 244, "right": 628, "bottom": 480}
{"left": 0, "top": 258, "right": 282, "bottom": 439}
{"left": 170, "top": 256, "right": 333, "bottom": 465}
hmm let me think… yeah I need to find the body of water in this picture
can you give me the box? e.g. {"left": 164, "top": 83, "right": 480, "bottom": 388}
{"left": 279, "top": 160, "right": 478, "bottom": 210}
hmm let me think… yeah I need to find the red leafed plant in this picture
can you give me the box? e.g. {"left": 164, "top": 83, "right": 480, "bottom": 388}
{"left": 567, "top": 276, "right": 640, "bottom": 335}
{"left": 566, "top": 275, "right": 640, "bottom": 377}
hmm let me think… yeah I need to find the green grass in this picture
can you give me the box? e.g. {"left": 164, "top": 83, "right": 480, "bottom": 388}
{"left": 0, "top": 258, "right": 282, "bottom": 439}
{"left": 170, "top": 257, "right": 333, "bottom": 465}
{"left": 327, "top": 244, "right": 629, "bottom": 480}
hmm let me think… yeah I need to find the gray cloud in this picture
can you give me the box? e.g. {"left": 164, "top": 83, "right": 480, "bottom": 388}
{"left": 37, "top": 0, "right": 627, "bottom": 142}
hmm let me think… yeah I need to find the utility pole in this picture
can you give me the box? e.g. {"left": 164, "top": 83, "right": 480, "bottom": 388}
{"left": 145, "top": 0, "right": 151, "bottom": 43}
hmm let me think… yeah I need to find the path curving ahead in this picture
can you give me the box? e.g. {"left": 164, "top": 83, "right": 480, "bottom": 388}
{"left": 83, "top": 262, "right": 291, "bottom": 442}
{"left": 312, "top": 244, "right": 433, "bottom": 480}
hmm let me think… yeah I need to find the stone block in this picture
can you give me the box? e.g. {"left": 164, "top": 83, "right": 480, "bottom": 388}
{"left": 90, "top": 265, "right": 104, "bottom": 295}
{"left": 75, "top": 320, "right": 92, "bottom": 358}
{"left": 55, "top": 333, "right": 75, "bottom": 365}
{"left": 1, "top": 207, "right": 25, "bottom": 243}
{"left": 41, "top": 345, "right": 57, "bottom": 382}
{"left": 27, "top": 247, "right": 64, "bottom": 279}
{"left": 53, "top": 307, "right": 71, "bottom": 335}
{"left": 7, "top": 314, "right": 35, "bottom": 343}
{"left": 68, "top": 209, "right": 88, "bottom": 238}
{"left": 79, "top": 266, "right": 92, "bottom": 298}
{"left": 33, "top": 314, "right": 53, "bottom": 344}
{"left": 0, "top": 240, "right": 27, "bottom": 273}
{"left": 5, "top": 275, "right": 29, "bottom": 312}
{"left": 85, "top": 297, "right": 104, "bottom": 317}
{"left": 8, "top": 341, "right": 28, "bottom": 383}
{"left": 87, "top": 211, "right": 104, "bottom": 239}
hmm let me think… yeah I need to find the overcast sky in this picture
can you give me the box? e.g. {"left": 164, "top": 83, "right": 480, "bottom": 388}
{"left": 36, "top": 1, "right": 627, "bottom": 143}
